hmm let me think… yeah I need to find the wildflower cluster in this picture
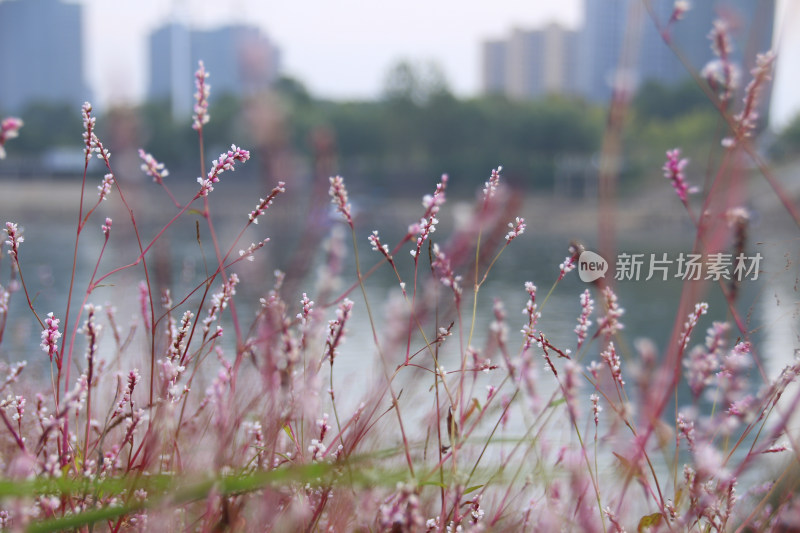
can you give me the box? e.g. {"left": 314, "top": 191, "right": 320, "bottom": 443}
{"left": 409, "top": 175, "right": 447, "bottom": 259}
{"left": 0, "top": 33, "right": 795, "bottom": 531}
{"left": 198, "top": 144, "right": 251, "bottom": 195}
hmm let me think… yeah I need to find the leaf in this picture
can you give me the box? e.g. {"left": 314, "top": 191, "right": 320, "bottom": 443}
{"left": 463, "top": 484, "right": 483, "bottom": 495}
{"left": 612, "top": 452, "right": 643, "bottom": 479}
{"left": 637, "top": 512, "right": 663, "bottom": 532}
{"left": 282, "top": 424, "right": 295, "bottom": 443}
{"left": 548, "top": 398, "right": 566, "bottom": 408}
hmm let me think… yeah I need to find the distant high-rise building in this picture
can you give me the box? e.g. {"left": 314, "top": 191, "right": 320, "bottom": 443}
{"left": 481, "top": 40, "right": 507, "bottom": 95}
{"left": 482, "top": 0, "right": 775, "bottom": 106}
{"left": 482, "top": 23, "right": 579, "bottom": 100}
{"left": 577, "top": 0, "right": 775, "bottom": 103}
{"left": 0, "top": 0, "right": 90, "bottom": 113}
{"left": 148, "top": 23, "right": 281, "bottom": 117}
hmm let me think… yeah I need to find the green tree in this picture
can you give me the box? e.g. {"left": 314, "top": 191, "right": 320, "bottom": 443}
{"left": 381, "top": 59, "right": 451, "bottom": 105}
{"left": 13, "top": 101, "right": 82, "bottom": 155}
{"left": 633, "top": 79, "right": 713, "bottom": 122}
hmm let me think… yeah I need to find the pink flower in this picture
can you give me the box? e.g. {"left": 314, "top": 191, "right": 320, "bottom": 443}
{"left": 601, "top": 342, "right": 624, "bottom": 386}
{"left": 0, "top": 117, "right": 23, "bottom": 159}
{"left": 3, "top": 222, "right": 23, "bottom": 260}
{"left": 482, "top": 166, "right": 502, "bottom": 203}
{"left": 192, "top": 61, "right": 210, "bottom": 131}
{"left": 82, "top": 102, "right": 110, "bottom": 163}
{"left": 557, "top": 256, "right": 575, "bottom": 281}
{"left": 432, "top": 243, "right": 462, "bottom": 297}
{"left": 409, "top": 175, "right": 447, "bottom": 258}
{"left": 575, "top": 289, "right": 594, "bottom": 349}
{"left": 521, "top": 282, "right": 541, "bottom": 349}
{"left": 597, "top": 286, "right": 624, "bottom": 336}
{"left": 680, "top": 302, "right": 709, "bottom": 352}
{"left": 328, "top": 175, "right": 353, "bottom": 226}
{"left": 671, "top": 1, "right": 690, "bottom": 21}
{"left": 709, "top": 19, "right": 732, "bottom": 59}
{"left": 368, "top": 230, "right": 392, "bottom": 260}
{"left": 248, "top": 182, "right": 286, "bottom": 224}
{"left": 663, "top": 148, "right": 697, "bottom": 203}
{"left": 325, "top": 299, "right": 354, "bottom": 364}
{"left": 40, "top": 312, "right": 61, "bottom": 362}
{"left": 505, "top": 217, "right": 526, "bottom": 243}
{"left": 138, "top": 149, "right": 169, "bottom": 183}
{"left": 590, "top": 393, "right": 601, "bottom": 425}
{"left": 81, "top": 304, "right": 102, "bottom": 362}
{"left": 725, "top": 51, "right": 776, "bottom": 146}
{"left": 198, "top": 145, "right": 250, "bottom": 196}
{"left": 98, "top": 174, "right": 114, "bottom": 201}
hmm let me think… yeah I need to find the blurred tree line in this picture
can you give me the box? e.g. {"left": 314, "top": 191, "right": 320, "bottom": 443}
{"left": 5, "top": 60, "right": 792, "bottom": 196}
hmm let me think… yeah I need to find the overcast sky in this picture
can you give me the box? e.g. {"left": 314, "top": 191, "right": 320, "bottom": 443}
{"left": 81, "top": 0, "right": 799, "bottom": 128}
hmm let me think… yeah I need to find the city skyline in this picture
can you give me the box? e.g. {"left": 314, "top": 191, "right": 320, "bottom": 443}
{"left": 76, "top": 0, "right": 799, "bottom": 128}
{"left": 0, "top": 0, "right": 798, "bottom": 128}
{"left": 483, "top": 0, "right": 775, "bottom": 105}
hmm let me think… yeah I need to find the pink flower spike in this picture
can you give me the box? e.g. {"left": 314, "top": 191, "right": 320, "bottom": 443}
{"left": 590, "top": 393, "right": 602, "bottom": 425}
{"left": 248, "top": 182, "right": 286, "bottom": 224}
{"left": 138, "top": 149, "right": 169, "bottom": 183}
{"left": 663, "top": 148, "right": 697, "bottom": 203}
{"left": 601, "top": 342, "right": 624, "bottom": 386}
{"left": 0, "top": 117, "right": 23, "bottom": 159}
{"left": 101, "top": 218, "right": 112, "bottom": 237}
{"left": 98, "top": 174, "right": 114, "bottom": 201}
{"left": 575, "top": 289, "right": 594, "bottom": 349}
{"left": 702, "top": 20, "right": 740, "bottom": 103}
{"left": 432, "top": 243, "right": 462, "bottom": 296}
{"left": 198, "top": 145, "right": 251, "bottom": 196}
{"left": 482, "top": 166, "right": 502, "bottom": 203}
{"left": 709, "top": 19, "right": 732, "bottom": 60}
{"left": 40, "top": 312, "right": 61, "bottom": 361}
{"left": 192, "top": 60, "right": 210, "bottom": 131}
{"left": 671, "top": 1, "right": 690, "bottom": 22}
{"left": 598, "top": 286, "right": 624, "bottom": 336}
{"left": 368, "top": 230, "right": 392, "bottom": 260}
{"left": 325, "top": 298, "right": 354, "bottom": 364}
{"left": 82, "top": 102, "right": 96, "bottom": 160}
{"left": 726, "top": 51, "right": 776, "bottom": 146}
{"left": 81, "top": 102, "right": 111, "bottom": 163}
{"left": 505, "top": 217, "right": 525, "bottom": 243}
{"left": 409, "top": 176, "right": 448, "bottom": 257}
{"left": 680, "top": 302, "right": 709, "bottom": 352}
{"left": 4, "top": 222, "right": 23, "bottom": 260}
{"left": 328, "top": 175, "right": 353, "bottom": 226}
{"left": 557, "top": 256, "right": 575, "bottom": 281}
